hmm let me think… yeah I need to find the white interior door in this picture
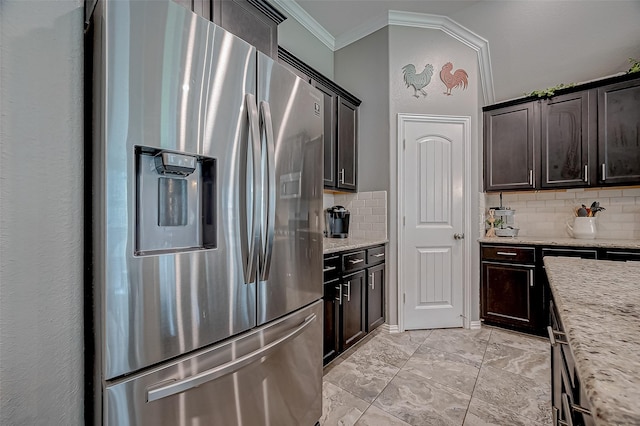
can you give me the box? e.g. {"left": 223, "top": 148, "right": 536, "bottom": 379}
{"left": 399, "top": 114, "right": 469, "bottom": 330}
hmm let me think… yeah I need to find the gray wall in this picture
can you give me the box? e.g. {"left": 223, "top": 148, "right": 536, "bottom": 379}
{"left": 387, "top": 26, "right": 481, "bottom": 326}
{"left": 448, "top": 1, "right": 640, "bottom": 102}
{"left": 0, "top": 1, "right": 85, "bottom": 424}
{"left": 333, "top": 25, "right": 482, "bottom": 327}
{"left": 335, "top": 27, "right": 389, "bottom": 193}
{"left": 278, "top": 17, "right": 334, "bottom": 79}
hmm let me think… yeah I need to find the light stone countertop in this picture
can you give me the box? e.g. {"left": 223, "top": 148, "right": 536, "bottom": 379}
{"left": 543, "top": 256, "right": 640, "bottom": 426}
{"left": 478, "top": 236, "right": 640, "bottom": 249}
{"left": 323, "top": 237, "right": 388, "bottom": 254}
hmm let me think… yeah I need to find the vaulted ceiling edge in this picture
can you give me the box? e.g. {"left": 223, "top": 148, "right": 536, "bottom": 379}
{"left": 270, "top": 1, "right": 495, "bottom": 104}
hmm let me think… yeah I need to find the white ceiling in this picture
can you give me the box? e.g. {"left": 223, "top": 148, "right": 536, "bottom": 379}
{"left": 277, "top": 0, "right": 640, "bottom": 102}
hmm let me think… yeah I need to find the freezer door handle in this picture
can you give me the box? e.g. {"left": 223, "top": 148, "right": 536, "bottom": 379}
{"left": 259, "top": 101, "right": 276, "bottom": 281}
{"left": 243, "top": 94, "right": 262, "bottom": 284}
{"left": 146, "top": 313, "right": 317, "bottom": 403}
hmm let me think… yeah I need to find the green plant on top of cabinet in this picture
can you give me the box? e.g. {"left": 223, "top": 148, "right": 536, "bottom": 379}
{"left": 484, "top": 101, "right": 538, "bottom": 191}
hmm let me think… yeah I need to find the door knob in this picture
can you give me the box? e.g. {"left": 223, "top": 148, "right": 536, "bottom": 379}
{"left": 453, "top": 233, "right": 465, "bottom": 240}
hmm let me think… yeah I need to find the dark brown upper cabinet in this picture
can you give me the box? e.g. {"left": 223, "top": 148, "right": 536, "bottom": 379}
{"left": 314, "top": 82, "right": 338, "bottom": 188}
{"left": 597, "top": 78, "right": 640, "bottom": 185}
{"left": 336, "top": 97, "right": 358, "bottom": 192}
{"left": 278, "top": 47, "right": 362, "bottom": 193}
{"left": 540, "top": 91, "right": 596, "bottom": 188}
{"left": 484, "top": 72, "right": 640, "bottom": 192}
{"left": 484, "top": 102, "right": 538, "bottom": 191}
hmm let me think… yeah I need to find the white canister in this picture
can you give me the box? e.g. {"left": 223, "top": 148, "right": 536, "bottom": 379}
{"left": 566, "top": 217, "right": 597, "bottom": 239}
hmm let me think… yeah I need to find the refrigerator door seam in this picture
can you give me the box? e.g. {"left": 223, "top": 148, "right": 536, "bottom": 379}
{"left": 145, "top": 313, "right": 317, "bottom": 402}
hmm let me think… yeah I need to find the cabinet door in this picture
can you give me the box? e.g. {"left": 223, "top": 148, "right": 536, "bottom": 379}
{"left": 366, "top": 264, "right": 385, "bottom": 332}
{"left": 314, "top": 81, "right": 338, "bottom": 188}
{"left": 323, "top": 278, "right": 340, "bottom": 365}
{"left": 336, "top": 97, "right": 358, "bottom": 192}
{"left": 599, "top": 249, "right": 640, "bottom": 262}
{"left": 541, "top": 91, "right": 595, "bottom": 188}
{"left": 341, "top": 270, "right": 366, "bottom": 351}
{"left": 484, "top": 102, "right": 537, "bottom": 191}
{"left": 598, "top": 78, "right": 640, "bottom": 184}
{"left": 481, "top": 261, "right": 538, "bottom": 330}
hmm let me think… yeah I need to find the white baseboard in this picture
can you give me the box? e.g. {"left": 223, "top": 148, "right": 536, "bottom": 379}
{"left": 469, "top": 320, "right": 482, "bottom": 330}
{"left": 380, "top": 323, "right": 401, "bottom": 334}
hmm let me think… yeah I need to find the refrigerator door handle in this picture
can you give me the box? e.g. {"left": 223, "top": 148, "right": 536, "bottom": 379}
{"left": 146, "top": 313, "right": 317, "bottom": 403}
{"left": 259, "top": 101, "right": 276, "bottom": 281}
{"left": 244, "top": 94, "right": 262, "bottom": 283}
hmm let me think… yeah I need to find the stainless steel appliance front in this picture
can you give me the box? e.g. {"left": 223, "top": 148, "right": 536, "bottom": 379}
{"left": 105, "top": 301, "right": 322, "bottom": 426}
{"left": 89, "top": 0, "right": 323, "bottom": 424}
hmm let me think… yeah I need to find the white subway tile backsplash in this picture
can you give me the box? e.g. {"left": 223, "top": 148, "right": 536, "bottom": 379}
{"left": 324, "top": 190, "right": 387, "bottom": 239}
{"left": 484, "top": 187, "right": 640, "bottom": 240}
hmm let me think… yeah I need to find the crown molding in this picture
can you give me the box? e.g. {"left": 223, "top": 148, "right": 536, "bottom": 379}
{"left": 269, "top": 0, "right": 335, "bottom": 50}
{"left": 337, "top": 10, "right": 494, "bottom": 104}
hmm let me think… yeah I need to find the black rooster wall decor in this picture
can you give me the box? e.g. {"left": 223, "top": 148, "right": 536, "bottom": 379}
{"left": 402, "top": 64, "right": 434, "bottom": 98}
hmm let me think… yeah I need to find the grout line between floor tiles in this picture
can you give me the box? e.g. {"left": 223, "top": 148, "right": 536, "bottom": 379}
{"left": 461, "top": 328, "right": 493, "bottom": 425}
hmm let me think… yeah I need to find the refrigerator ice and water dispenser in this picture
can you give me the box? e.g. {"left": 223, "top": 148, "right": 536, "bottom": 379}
{"left": 135, "top": 147, "right": 216, "bottom": 255}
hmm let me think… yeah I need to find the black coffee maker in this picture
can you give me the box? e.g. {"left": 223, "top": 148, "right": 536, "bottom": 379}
{"left": 325, "top": 205, "right": 351, "bottom": 238}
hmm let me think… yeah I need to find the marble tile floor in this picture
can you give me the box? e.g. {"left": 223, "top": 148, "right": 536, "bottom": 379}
{"left": 320, "top": 326, "right": 551, "bottom": 426}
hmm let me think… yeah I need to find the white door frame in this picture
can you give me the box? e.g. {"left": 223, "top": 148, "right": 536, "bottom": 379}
{"left": 397, "top": 113, "right": 472, "bottom": 332}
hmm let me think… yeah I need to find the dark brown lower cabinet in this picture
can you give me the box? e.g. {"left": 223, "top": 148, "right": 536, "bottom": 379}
{"left": 323, "top": 244, "right": 385, "bottom": 365}
{"left": 322, "top": 278, "right": 340, "bottom": 365}
{"left": 481, "top": 261, "right": 538, "bottom": 329}
{"left": 366, "top": 264, "right": 385, "bottom": 332}
{"left": 549, "top": 299, "right": 595, "bottom": 426}
{"left": 341, "top": 270, "right": 366, "bottom": 351}
{"left": 480, "top": 245, "right": 544, "bottom": 334}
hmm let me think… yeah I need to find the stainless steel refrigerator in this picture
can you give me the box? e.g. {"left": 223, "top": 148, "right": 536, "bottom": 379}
{"left": 87, "top": 1, "right": 324, "bottom": 424}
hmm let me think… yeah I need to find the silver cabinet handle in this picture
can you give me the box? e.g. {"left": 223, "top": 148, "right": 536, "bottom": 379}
{"left": 335, "top": 285, "right": 342, "bottom": 305}
{"left": 601, "top": 163, "right": 606, "bottom": 181}
{"left": 242, "top": 94, "right": 262, "bottom": 284}
{"left": 529, "top": 269, "right": 534, "bottom": 287}
{"left": 343, "top": 281, "right": 351, "bottom": 302}
{"left": 147, "top": 313, "right": 317, "bottom": 402}
{"left": 259, "top": 101, "right": 276, "bottom": 281}
{"left": 373, "top": 253, "right": 385, "bottom": 258}
{"left": 339, "top": 168, "right": 345, "bottom": 184}
{"left": 528, "top": 169, "right": 533, "bottom": 186}
{"left": 323, "top": 266, "right": 337, "bottom": 273}
{"left": 496, "top": 251, "right": 517, "bottom": 256}
{"left": 370, "top": 273, "right": 375, "bottom": 290}
{"left": 583, "top": 164, "right": 588, "bottom": 183}
{"left": 348, "top": 258, "right": 364, "bottom": 264}
{"left": 454, "top": 233, "right": 465, "bottom": 240}
{"left": 547, "top": 326, "right": 568, "bottom": 346}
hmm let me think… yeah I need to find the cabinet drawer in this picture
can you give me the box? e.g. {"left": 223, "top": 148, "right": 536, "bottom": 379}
{"left": 343, "top": 250, "right": 366, "bottom": 272}
{"left": 367, "top": 246, "right": 385, "bottom": 266}
{"left": 481, "top": 245, "right": 535, "bottom": 263}
{"left": 323, "top": 255, "right": 341, "bottom": 282}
